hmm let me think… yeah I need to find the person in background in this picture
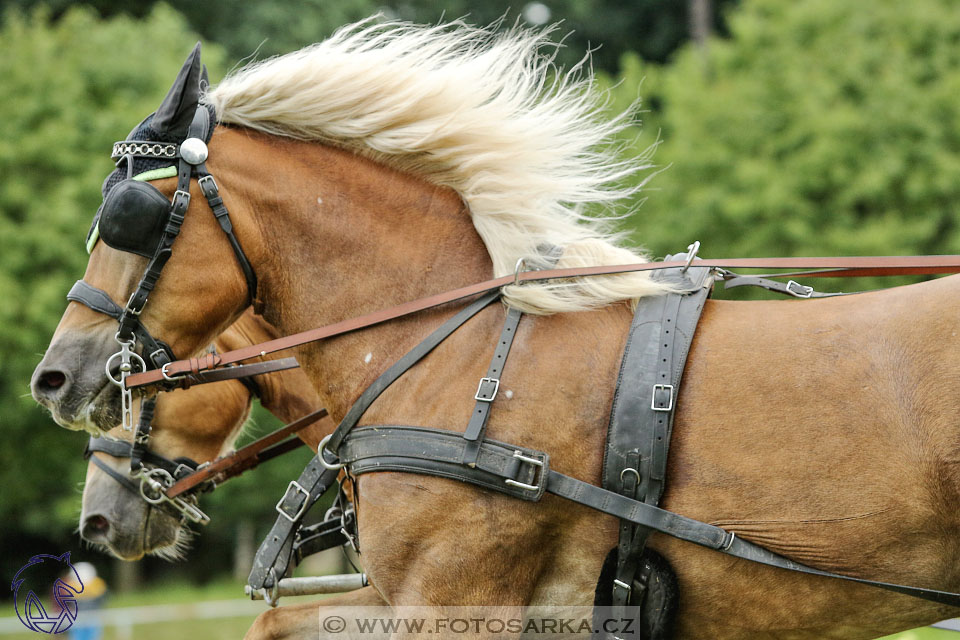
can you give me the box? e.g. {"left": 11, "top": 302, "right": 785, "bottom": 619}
{"left": 63, "top": 562, "right": 107, "bottom": 640}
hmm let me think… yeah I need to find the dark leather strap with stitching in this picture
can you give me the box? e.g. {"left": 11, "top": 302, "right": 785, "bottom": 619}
{"left": 722, "top": 274, "right": 854, "bottom": 298}
{"left": 603, "top": 260, "right": 713, "bottom": 610}
{"left": 128, "top": 254, "right": 960, "bottom": 388}
{"left": 461, "top": 305, "right": 523, "bottom": 465}
{"left": 248, "top": 292, "right": 501, "bottom": 592}
{"left": 340, "top": 424, "right": 960, "bottom": 608}
{"left": 181, "top": 357, "right": 300, "bottom": 388}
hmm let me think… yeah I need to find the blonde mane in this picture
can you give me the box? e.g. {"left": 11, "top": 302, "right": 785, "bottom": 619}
{"left": 204, "top": 18, "right": 671, "bottom": 314}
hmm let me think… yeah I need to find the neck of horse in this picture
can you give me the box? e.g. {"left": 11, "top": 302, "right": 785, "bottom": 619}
{"left": 216, "top": 127, "right": 493, "bottom": 420}
{"left": 215, "top": 310, "right": 324, "bottom": 425}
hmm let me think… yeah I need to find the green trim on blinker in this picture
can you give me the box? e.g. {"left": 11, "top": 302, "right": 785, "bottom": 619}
{"left": 85, "top": 166, "right": 178, "bottom": 254}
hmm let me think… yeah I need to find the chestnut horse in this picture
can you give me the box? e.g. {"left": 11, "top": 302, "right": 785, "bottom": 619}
{"left": 79, "top": 309, "right": 329, "bottom": 560}
{"left": 32, "top": 21, "right": 960, "bottom": 639}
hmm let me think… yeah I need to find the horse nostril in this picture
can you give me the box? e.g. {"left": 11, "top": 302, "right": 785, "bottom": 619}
{"left": 81, "top": 514, "right": 111, "bottom": 543}
{"left": 33, "top": 369, "right": 69, "bottom": 400}
{"left": 40, "top": 370, "right": 66, "bottom": 389}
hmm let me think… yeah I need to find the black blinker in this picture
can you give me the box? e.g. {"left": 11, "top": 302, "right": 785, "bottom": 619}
{"left": 98, "top": 180, "right": 171, "bottom": 259}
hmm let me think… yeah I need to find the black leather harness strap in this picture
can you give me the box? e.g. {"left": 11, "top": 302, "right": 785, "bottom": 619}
{"left": 324, "top": 290, "right": 502, "bottom": 453}
{"left": 603, "top": 259, "right": 714, "bottom": 613}
{"left": 721, "top": 274, "right": 854, "bottom": 298}
{"left": 249, "top": 291, "right": 502, "bottom": 595}
{"left": 338, "top": 424, "right": 960, "bottom": 608}
{"left": 461, "top": 305, "right": 523, "bottom": 465}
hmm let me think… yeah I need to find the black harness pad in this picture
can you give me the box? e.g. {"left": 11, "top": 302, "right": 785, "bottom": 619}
{"left": 598, "top": 258, "right": 713, "bottom": 636}
{"left": 594, "top": 547, "right": 678, "bottom": 640}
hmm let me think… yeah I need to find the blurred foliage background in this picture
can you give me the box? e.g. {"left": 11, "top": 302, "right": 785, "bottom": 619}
{"left": 0, "top": 0, "right": 958, "bottom": 632}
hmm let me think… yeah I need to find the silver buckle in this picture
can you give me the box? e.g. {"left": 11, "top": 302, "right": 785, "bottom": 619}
{"left": 198, "top": 174, "right": 218, "bottom": 195}
{"left": 504, "top": 451, "right": 545, "bottom": 491}
{"left": 651, "top": 384, "right": 674, "bottom": 412}
{"left": 474, "top": 377, "right": 500, "bottom": 402}
{"left": 275, "top": 481, "right": 310, "bottom": 522}
{"left": 785, "top": 280, "right": 814, "bottom": 298}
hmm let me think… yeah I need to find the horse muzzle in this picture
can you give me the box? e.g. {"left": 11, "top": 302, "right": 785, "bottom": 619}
{"left": 31, "top": 328, "right": 123, "bottom": 433}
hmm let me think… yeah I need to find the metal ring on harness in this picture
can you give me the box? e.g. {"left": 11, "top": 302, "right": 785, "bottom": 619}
{"left": 620, "top": 467, "right": 640, "bottom": 485}
{"left": 318, "top": 434, "right": 345, "bottom": 470}
{"left": 681, "top": 240, "right": 701, "bottom": 272}
{"left": 513, "top": 257, "right": 527, "bottom": 287}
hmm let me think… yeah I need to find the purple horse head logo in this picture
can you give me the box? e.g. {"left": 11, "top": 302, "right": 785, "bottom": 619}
{"left": 10, "top": 552, "right": 84, "bottom": 634}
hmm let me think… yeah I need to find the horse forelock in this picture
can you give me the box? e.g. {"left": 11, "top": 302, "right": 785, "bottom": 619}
{"left": 203, "top": 17, "right": 673, "bottom": 314}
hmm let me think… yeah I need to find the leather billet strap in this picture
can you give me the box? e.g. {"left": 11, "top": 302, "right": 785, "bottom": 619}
{"left": 340, "top": 424, "right": 960, "bottom": 609}
{"left": 461, "top": 305, "right": 523, "bottom": 465}
{"left": 722, "top": 274, "right": 855, "bottom": 298}
{"left": 127, "top": 254, "right": 960, "bottom": 389}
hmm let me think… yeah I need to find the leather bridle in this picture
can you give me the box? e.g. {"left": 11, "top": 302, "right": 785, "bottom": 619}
{"left": 97, "top": 105, "right": 257, "bottom": 431}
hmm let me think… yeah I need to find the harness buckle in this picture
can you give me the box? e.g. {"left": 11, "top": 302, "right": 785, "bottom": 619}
{"left": 161, "top": 362, "right": 185, "bottom": 382}
{"left": 198, "top": 174, "right": 218, "bottom": 197}
{"left": 504, "top": 451, "right": 546, "bottom": 492}
{"left": 148, "top": 347, "right": 171, "bottom": 368}
{"left": 474, "top": 377, "right": 500, "bottom": 402}
{"left": 275, "top": 480, "right": 311, "bottom": 523}
{"left": 785, "top": 280, "right": 814, "bottom": 298}
{"left": 613, "top": 578, "right": 632, "bottom": 594}
{"left": 651, "top": 384, "right": 674, "bottom": 412}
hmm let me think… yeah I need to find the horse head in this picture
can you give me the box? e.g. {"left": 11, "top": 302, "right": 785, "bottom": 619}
{"left": 31, "top": 45, "right": 258, "bottom": 433}
{"left": 80, "top": 309, "right": 324, "bottom": 560}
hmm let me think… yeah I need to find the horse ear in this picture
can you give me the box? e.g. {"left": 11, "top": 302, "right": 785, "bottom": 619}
{"left": 153, "top": 42, "right": 203, "bottom": 138}
{"left": 201, "top": 64, "right": 210, "bottom": 92}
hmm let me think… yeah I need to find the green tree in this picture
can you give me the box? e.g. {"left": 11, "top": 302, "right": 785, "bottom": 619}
{"left": 0, "top": 7, "right": 331, "bottom": 584}
{"left": 609, "top": 0, "right": 960, "bottom": 273}
{"left": 0, "top": 4, "right": 217, "bottom": 576}
{"left": 0, "top": 0, "right": 737, "bottom": 72}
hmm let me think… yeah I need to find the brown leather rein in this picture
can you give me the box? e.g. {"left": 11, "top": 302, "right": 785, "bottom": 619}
{"left": 128, "top": 254, "right": 960, "bottom": 390}
{"left": 164, "top": 408, "right": 332, "bottom": 499}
